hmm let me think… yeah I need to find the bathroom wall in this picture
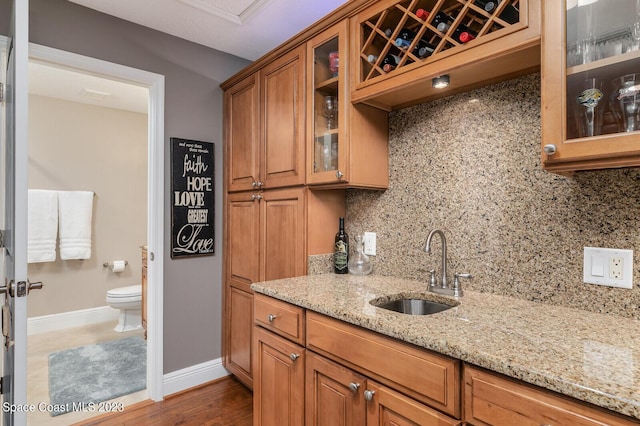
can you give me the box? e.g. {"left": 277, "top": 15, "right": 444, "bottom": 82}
{"left": 27, "top": 94, "right": 148, "bottom": 318}
{"left": 345, "top": 72, "right": 640, "bottom": 319}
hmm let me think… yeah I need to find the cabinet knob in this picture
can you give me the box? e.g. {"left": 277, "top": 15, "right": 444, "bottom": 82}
{"left": 251, "top": 194, "right": 263, "bottom": 201}
{"left": 267, "top": 314, "right": 277, "bottom": 323}
{"left": 364, "top": 389, "right": 375, "bottom": 401}
{"left": 348, "top": 382, "right": 360, "bottom": 393}
{"left": 256, "top": 181, "right": 264, "bottom": 188}
{"left": 290, "top": 353, "right": 300, "bottom": 361}
{"left": 543, "top": 144, "right": 557, "bottom": 155}
{"left": 336, "top": 170, "right": 344, "bottom": 179}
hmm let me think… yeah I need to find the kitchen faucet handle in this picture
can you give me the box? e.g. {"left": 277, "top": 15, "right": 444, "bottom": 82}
{"left": 428, "top": 269, "right": 437, "bottom": 288}
{"left": 452, "top": 273, "right": 472, "bottom": 297}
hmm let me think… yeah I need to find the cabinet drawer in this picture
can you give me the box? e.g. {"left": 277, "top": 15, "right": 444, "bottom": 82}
{"left": 464, "top": 365, "right": 637, "bottom": 426}
{"left": 306, "top": 311, "right": 460, "bottom": 418}
{"left": 254, "top": 294, "right": 305, "bottom": 345}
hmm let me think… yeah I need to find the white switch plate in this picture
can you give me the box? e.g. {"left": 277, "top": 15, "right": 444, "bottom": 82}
{"left": 583, "top": 247, "right": 633, "bottom": 289}
{"left": 363, "top": 232, "right": 376, "bottom": 256}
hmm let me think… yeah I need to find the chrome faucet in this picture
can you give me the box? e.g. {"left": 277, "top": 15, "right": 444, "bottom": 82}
{"left": 425, "top": 229, "right": 448, "bottom": 289}
{"left": 425, "top": 229, "right": 472, "bottom": 297}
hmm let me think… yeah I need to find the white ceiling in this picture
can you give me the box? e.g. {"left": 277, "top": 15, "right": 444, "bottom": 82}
{"left": 30, "top": 0, "right": 349, "bottom": 113}
{"left": 68, "top": 0, "right": 350, "bottom": 61}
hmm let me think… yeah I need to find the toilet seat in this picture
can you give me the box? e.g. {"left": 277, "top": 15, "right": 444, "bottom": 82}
{"left": 107, "top": 284, "right": 141, "bottom": 301}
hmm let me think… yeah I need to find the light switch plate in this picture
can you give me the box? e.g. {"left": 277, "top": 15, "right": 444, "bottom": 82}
{"left": 363, "top": 232, "right": 376, "bottom": 256}
{"left": 583, "top": 247, "right": 633, "bottom": 289}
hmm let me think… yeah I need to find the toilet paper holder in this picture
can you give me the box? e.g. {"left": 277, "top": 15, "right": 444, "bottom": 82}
{"left": 103, "top": 260, "right": 128, "bottom": 268}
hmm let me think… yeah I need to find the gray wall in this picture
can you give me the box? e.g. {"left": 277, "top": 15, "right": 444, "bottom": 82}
{"left": 1, "top": 0, "right": 250, "bottom": 373}
{"left": 346, "top": 73, "right": 640, "bottom": 320}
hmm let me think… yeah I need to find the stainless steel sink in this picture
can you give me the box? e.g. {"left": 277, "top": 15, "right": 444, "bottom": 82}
{"left": 372, "top": 298, "right": 456, "bottom": 315}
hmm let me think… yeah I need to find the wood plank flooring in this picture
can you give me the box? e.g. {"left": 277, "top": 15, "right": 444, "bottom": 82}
{"left": 75, "top": 376, "right": 253, "bottom": 426}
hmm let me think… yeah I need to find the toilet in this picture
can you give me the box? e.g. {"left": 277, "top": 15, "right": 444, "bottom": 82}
{"left": 106, "top": 285, "right": 142, "bottom": 332}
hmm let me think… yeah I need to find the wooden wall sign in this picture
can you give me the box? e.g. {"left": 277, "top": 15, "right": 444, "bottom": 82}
{"left": 170, "top": 138, "right": 214, "bottom": 258}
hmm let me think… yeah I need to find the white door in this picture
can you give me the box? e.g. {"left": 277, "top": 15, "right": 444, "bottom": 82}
{"left": 2, "top": 0, "right": 31, "bottom": 425}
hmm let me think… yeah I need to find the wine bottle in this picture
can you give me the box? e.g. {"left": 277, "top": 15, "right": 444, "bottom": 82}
{"left": 367, "top": 54, "right": 379, "bottom": 64}
{"left": 474, "top": 0, "right": 519, "bottom": 24}
{"left": 381, "top": 53, "right": 401, "bottom": 72}
{"left": 415, "top": 8, "right": 429, "bottom": 21}
{"left": 452, "top": 25, "right": 476, "bottom": 43}
{"left": 334, "top": 217, "right": 349, "bottom": 274}
{"left": 431, "top": 11, "right": 454, "bottom": 33}
{"left": 416, "top": 40, "right": 436, "bottom": 58}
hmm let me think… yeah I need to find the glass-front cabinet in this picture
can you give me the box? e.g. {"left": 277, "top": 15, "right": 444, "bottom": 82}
{"left": 307, "top": 21, "right": 348, "bottom": 185}
{"left": 542, "top": 0, "right": 640, "bottom": 173}
{"left": 306, "top": 20, "right": 389, "bottom": 189}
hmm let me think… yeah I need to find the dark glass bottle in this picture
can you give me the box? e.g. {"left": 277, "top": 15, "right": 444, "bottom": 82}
{"left": 431, "top": 11, "right": 454, "bottom": 33}
{"left": 452, "top": 25, "right": 476, "bottom": 43}
{"left": 334, "top": 217, "right": 349, "bottom": 274}
{"left": 381, "top": 53, "right": 401, "bottom": 72}
{"left": 474, "top": 0, "right": 519, "bottom": 24}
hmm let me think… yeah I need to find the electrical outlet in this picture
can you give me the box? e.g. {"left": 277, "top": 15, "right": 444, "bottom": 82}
{"left": 363, "top": 232, "right": 376, "bottom": 256}
{"left": 610, "top": 257, "right": 623, "bottom": 280}
{"left": 583, "top": 247, "right": 633, "bottom": 289}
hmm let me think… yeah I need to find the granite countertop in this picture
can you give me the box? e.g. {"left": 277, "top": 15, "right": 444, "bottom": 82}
{"left": 251, "top": 274, "right": 640, "bottom": 421}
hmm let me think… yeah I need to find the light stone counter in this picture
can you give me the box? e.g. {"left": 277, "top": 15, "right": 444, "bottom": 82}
{"left": 251, "top": 274, "right": 640, "bottom": 421}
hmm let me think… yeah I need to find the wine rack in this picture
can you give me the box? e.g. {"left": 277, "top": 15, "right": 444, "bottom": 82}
{"left": 357, "top": 0, "right": 523, "bottom": 84}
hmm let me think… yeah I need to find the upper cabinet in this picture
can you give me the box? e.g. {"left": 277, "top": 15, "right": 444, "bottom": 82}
{"left": 350, "top": 0, "right": 541, "bottom": 110}
{"left": 307, "top": 21, "right": 389, "bottom": 189}
{"left": 224, "top": 46, "right": 306, "bottom": 192}
{"left": 542, "top": 0, "right": 640, "bottom": 173}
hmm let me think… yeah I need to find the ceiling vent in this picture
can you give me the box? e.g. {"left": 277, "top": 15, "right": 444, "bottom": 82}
{"left": 177, "top": 0, "right": 274, "bottom": 24}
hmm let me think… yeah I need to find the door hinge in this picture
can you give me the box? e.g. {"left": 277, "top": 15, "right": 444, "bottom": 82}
{"left": 0, "top": 230, "right": 4, "bottom": 248}
{"left": 0, "top": 82, "right": 4, "bottom": 103}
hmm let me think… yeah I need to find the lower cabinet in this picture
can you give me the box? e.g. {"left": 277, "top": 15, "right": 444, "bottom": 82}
{"left": 253, "top": 294, "right": 640, "bottom": 426}
{"left": 254, "top": 294, "right": 462, "bottom": 426}
{"left": 463, "top": 365, "right": 638, "bottom": 426}
{"left": 253, "top": 326, "right": 305, "bottom": 426}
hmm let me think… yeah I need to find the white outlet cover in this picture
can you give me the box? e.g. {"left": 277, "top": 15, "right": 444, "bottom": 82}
{"left": 583, "top": 247, "right": 633, "bottom": 289}
{"left": 363, "top": 232, "right": 376, "bottom": 256}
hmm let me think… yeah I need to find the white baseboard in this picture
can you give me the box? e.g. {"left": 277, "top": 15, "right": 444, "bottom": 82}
{"left": 28, "top": 306, "right": 119, "bottom": 335}
{"left": 163, "top": 358, "right": 230, "bottom": 397}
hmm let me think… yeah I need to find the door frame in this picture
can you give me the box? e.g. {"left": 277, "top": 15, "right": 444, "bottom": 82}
{"left": 28, "top": 43, "right": 165, "bottom": 401}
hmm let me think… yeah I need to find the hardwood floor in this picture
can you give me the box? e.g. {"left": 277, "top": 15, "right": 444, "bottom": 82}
{"left": 75, "top": 376, "right": 253, "bottom": 426}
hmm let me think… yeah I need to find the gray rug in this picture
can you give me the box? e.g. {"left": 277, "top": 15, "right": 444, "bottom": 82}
{"left": 48, "top": 335, "right": 146, "bottom": 416}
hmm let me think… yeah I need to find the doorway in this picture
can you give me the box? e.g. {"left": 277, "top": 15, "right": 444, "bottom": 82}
{"left": 26, "top": 44, "right": 165, "bottom": 422}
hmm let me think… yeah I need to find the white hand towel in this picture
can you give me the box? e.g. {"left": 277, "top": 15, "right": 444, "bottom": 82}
{"left": 58, "top": 191, "right": 94, "bottom": 260}
{"left": 27, "top": 189, "right": 58, "bottom": 263}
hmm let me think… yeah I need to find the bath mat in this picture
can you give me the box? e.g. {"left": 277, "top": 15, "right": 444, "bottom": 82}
{"left": 48, "top": 335, "right": 146, "bottom": 416}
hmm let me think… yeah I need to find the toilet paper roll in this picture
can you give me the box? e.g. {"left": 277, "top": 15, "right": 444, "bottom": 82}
{"left": 111, "top": 260, "right": 126, "bottom": 273}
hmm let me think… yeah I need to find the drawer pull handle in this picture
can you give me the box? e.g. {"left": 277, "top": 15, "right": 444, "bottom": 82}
{"left": 348, "top": 382, "right": 360, "bottom": 393}
{"left": 364, "top": 390, "right": 375, "bottom": 401}
{"left": 290, "top": 353, "right": 300, "bottom": 361}
{"left": 267, "top": 314, "right": 277, "bottom": 322}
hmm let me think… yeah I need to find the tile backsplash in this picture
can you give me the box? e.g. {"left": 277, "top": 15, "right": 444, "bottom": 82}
{"left": 344, "top": 72, "right": 640, "bottom": 319}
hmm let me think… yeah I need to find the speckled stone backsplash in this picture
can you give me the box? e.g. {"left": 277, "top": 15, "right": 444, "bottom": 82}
{"left": 344, "top": 72, "right": 640, "bottom": 319}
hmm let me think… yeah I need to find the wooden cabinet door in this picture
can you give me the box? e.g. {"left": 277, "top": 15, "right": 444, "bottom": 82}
{"left": 225, "top": 284, "right": 254, "bottom": 388}
{"left": 306, "top": 351, "right": 366, "bottom": 426}
{"left": 253, "top": 327, "right": 305, "bottom": 426}
{"left": 224, "top": 73, "right": 260, "bottom": 192}
{"left": 261, "top": 187, "right": 306, "bottom": 280}
{"left": 261, "top": 45, "right": 306, "bottom": 189}
{"left": 365, "top": 380, "right": 461, "bottom": 426}
{"left": 227, "top": 192, "right": 261, "bottom": 287}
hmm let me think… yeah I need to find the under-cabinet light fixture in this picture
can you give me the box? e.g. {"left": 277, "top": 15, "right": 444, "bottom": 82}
{"left": 432, "top": 75, "right": 450, "bottom": 89}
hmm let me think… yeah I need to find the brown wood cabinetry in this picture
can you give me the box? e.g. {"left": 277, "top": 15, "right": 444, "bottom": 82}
{"left": 541, "top": 0, "right": 640, "bottom": 173}
{"left": 224, "top": 45, "right": 305, "bottom": 192}
{"left": 306, "top": 20, "right": 389, "bottom": 189}
{"left": 223, "top": 187, "right": 307, "bottom": 388}
{"left": 464, "top": 365, "right": 638, "bottom": 426}
{"left": 254, "top": 295, "right": 462, "bottom": 425}
{"left": 253, "top": 326, "right": 305, "bottom": 426}
{"left": 350, "top": 0, "right": 541, "bottom": 110}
